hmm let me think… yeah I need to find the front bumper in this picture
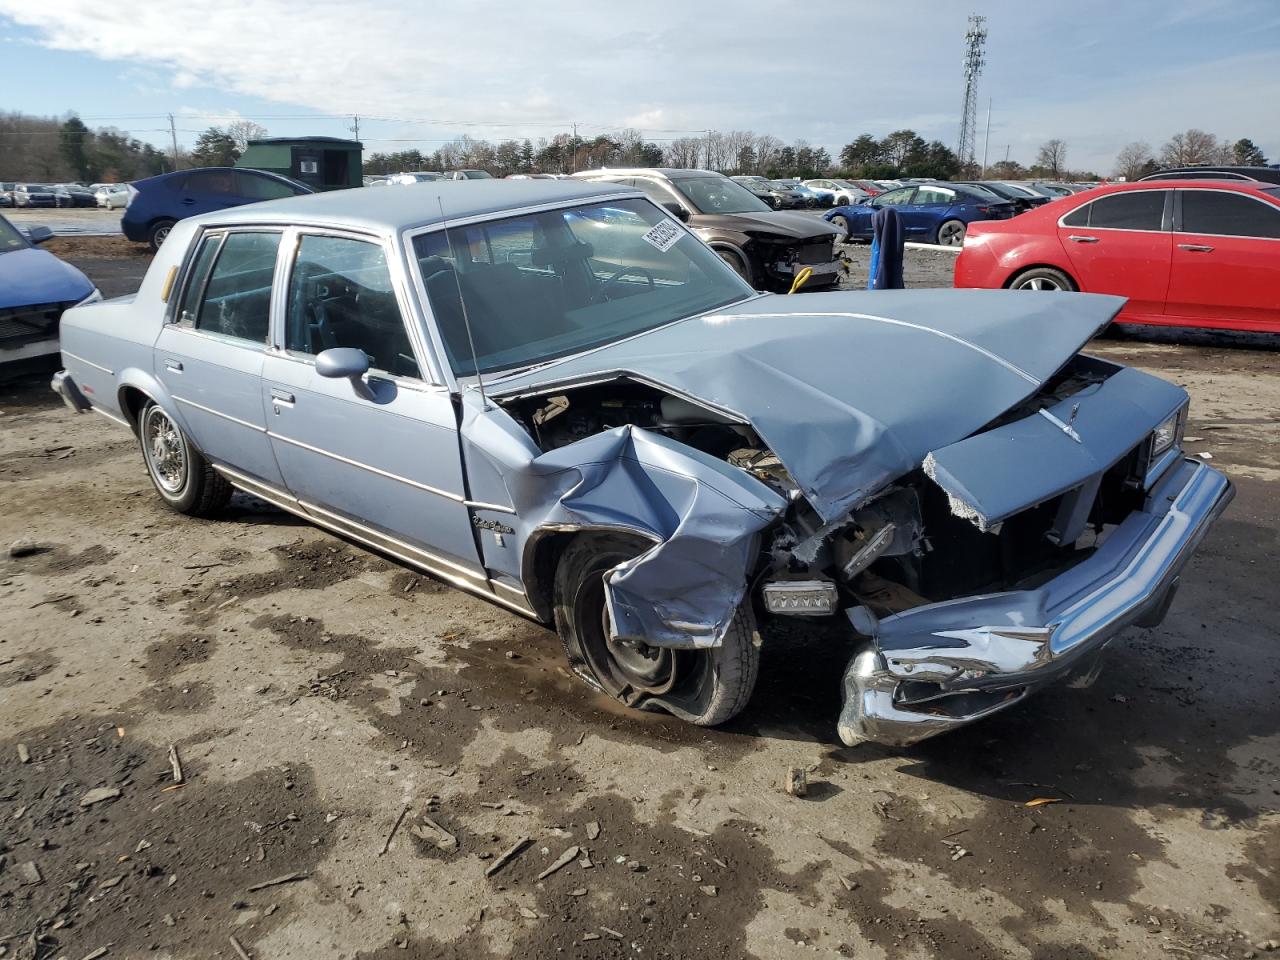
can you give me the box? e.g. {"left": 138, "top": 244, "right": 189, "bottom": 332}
{"left": 838, "top": 457, "right": 1233, "bottom": 747}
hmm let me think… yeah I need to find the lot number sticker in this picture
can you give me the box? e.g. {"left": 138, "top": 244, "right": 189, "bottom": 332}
{"left": 641, "top": 218, "right": 683, "bottom": 253}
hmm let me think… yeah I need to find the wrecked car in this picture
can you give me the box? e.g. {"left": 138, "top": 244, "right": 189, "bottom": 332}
{"left": 50, "top": 179, "right": 1233, "bottom": 746}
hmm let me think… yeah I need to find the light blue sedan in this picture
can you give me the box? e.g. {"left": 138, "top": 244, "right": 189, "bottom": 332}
{"left": 51, "top": 180, "right": 1232, "bottom": 746}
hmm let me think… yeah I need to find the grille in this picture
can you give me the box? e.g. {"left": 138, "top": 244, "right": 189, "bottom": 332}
{"left": 0, "top": 303, "right": 68, "bottom": 346}
{"left": 795, "top": 240, "right": 834, "bottom": 264}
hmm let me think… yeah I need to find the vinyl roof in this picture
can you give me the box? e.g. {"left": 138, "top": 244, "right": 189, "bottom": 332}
{"left": 194, "top": 179, "right": 638, "bottom": 234}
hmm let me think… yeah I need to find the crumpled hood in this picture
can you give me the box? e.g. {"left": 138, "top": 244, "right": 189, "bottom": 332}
{"left": 690, "top": 210, "right": 840, "bottom": 240}
{"left": 0, "top": 247, "right": 94, "bottom": 311}
{"left": 489, "top": 288, "right": 1126, "bottom": 523}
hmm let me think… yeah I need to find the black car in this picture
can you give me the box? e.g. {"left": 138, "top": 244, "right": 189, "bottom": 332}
{"left": 54, "top": 184, "right": 98, "bottom": 208}
{"left": 959, "top": 182, "right": 1050, "bottom": 214}
{"left": 1139, "top": 165, "right": 1280, "bottom": 185}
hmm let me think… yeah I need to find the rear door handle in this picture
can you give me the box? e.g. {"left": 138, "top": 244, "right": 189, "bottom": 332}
{"left": 1178, "top": 243, "right": 1214, "bottom": 252}
{"left": 164, "top": 358, "right": 183, "bottom": 372}
{"left": 270, "top": 388, "right": 295, "bottom": 404}
{"left": 1067, "top": 235, "right": 1099, "bottom": 243}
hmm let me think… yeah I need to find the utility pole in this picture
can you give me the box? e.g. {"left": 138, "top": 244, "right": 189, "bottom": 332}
{"left": 956, "top": 14, "right": 987, "bottom": 171}
{"left": 981, "top": 98, "right": 992, "bottom": 177}
{"left": 571, "top": 122, "right": 578, "bottom": 173}
{"left": 350, "top": 115, "right": 360, "bottom": 142}
{"left": 168, "top": 113, "right": 180, "bottom": 171}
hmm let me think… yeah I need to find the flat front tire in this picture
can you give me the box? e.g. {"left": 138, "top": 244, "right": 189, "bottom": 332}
{"left": 554, "top": 534, "right": 760, "bottom": 726}
{"left": 138, "top": 401, "right": 231, "bottom": 516}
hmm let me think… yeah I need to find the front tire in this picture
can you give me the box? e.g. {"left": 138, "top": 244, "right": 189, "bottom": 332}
{"left": 936, "top": 219, "right": 966, "bottom": 246}
{"left": 717, "top": 248, "right": 753, "bottom": 287}
{"left": 1009, "top": 266, "right": 1077, "bottom": 292}
{"left": 829, "top": 214, "right": 850, "bottom": 242}
{"left": 553, "top": 534, "right": 760, "bottom": 726}
{"left": 138, "top": 402, "right": 231, "bottom": 516}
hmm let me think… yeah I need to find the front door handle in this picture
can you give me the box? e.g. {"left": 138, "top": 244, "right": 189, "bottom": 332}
{"left": 1178, "top": 243, "right": 1214, "bottom": 253}
{"left": 164, "top": 358, "right": 183, "bottom": 372}
{"left": 1067, "top": 235, "right": 1099, "bottom": 243}
{"left": 270, "top": 388, "right": 295, "bottom": 404}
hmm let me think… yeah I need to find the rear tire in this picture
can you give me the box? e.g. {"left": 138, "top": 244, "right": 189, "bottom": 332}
{"left": 553, "top": 534, "right": 760, "bottom": 726}
{"left": 138, "top": 401, "right": 231, "bottom": 517}
{"left": 147, "top": 219, "right": 176, "bottom": 252}
{"left": 936, "top": 219, "right": 966, "bottom": 246}
{"left": 1009, "top": 266, "right": 1077, "bottom": 292}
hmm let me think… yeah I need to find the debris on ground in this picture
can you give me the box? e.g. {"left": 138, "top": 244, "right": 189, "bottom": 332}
{"left": 536, "top": 845, "right": 580, "bottom": 880}
{"left": 485, "top": 837, "right": 532, "bottom": 878}
{"left": 79, "top": 786, "right": 122, "bottom": 807}
{"left": 784, "top": 767, "right": 808, "bottom": 797}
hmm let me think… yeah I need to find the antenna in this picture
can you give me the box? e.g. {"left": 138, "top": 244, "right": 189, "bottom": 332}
{"left": 436, "top": 196, "right": 488, "bottom": 410}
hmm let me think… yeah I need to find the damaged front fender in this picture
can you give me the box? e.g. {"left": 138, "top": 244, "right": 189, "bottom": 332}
{"left": 458, "top": 391, "right": 787, "bottom": 649}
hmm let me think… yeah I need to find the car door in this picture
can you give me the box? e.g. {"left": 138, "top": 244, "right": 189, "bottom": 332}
{"left": 154, "top": 228, "right": 286, "bottom": 487}
{"left": 173, "top": 170, "right": 252, "bottom": 216}
{"left": 853, "top": 186, "right": 913, "bottom": 237}
{"left": 906, "top": 185, "right": 959, "bottom": 239}
{"left": 260, "top": 229, "right": 484, "bottom": 581}
{"left": 1164, "top": 188, "right": 1280, "bottom": 332}
{"left": 1056, "top": 189, "right": 1172, "bottom": 319}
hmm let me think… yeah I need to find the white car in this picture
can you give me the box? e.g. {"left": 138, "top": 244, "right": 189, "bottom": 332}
{"left": 96, "top": 184, "right": 131, "bottom": 210}
{"left": 803, "top": 179, "right": 870, "bottom": 206}
{"left": 385, "top": 172, "right": 445, "bottom": 184}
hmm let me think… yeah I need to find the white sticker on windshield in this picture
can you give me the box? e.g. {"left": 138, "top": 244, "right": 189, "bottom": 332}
{"left": 641, "top": 218, "right": 683, "bottom": 253}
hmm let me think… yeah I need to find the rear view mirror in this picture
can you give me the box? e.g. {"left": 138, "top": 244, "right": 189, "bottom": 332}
{"left": 316, "top": 347, "right": 370, "bottom": 381}
{"left": 25, "top": 225, "right": 54, "bottom": 245}
{"left": 661, "top": 202, "right": 690, "bottom": 222}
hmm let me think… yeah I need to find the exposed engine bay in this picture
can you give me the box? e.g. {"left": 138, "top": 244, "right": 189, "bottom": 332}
{"left": 497, "top": 353, "right": 1147, "bottom": 631}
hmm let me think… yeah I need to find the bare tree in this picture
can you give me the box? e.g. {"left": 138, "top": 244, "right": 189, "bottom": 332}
{"left": 1113, "top": 141, "right": 1153, "bottom": 181}
{"left": 720, "top": 130, "right": 756, "bottom": 173}
{"left": 226, "top": 120, "right": 268, "bottom": 154}
{"left": 1160, "top": 129, "right": 1219, "bottom": 167}
{"left": 665, "top": 137, "right": 703, "bottom": 169}
{"left": 1036, "top": 139, "right": 1068, "bottom": 178}
{"left": 753, "top": 134, "right": 784, "bottom": 173}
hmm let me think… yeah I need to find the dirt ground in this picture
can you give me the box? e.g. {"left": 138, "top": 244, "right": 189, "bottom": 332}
{"left": 2, "top": 243, "right": 1277, "bottom": 960}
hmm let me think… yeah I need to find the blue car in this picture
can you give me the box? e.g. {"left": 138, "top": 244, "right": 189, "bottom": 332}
{"left": 122, "top": 167, "right": 314, "bottom": 251}
{"left": 824, "top": 182, "right": 1016, "bottom": 247}
{"left": 1, "top": 214, "right": 98, "bottom": 366}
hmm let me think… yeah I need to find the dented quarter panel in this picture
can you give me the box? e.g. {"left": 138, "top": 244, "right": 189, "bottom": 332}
{"left": 923, "top": 365, "right": 1188, "bottom": 530}
{"left": 457, "top": 391, "right": 786, "bottom": 648}
{"left": 488, "top": 289, "right": 1126, "bottom": 523}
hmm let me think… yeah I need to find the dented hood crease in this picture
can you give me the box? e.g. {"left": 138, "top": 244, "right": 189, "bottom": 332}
{"left": 490, "top": 289, "right": 1126, "bottom": 522}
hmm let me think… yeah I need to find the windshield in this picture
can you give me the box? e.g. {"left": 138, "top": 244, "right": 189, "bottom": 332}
{"left": 0, "top": 217, "right": 28, "bottom": 252}
{"left": 414, "top": 198, "right": 754, "bottom": 377}
{"left": 672, "top": 177, "right": 771, "bottom": 214}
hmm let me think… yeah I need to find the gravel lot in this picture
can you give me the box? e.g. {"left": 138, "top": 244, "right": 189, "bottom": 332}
{"left": 2, "top": 241, "right": 1277, "bottom": 960}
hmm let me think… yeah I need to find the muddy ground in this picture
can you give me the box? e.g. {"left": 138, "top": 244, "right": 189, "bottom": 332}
{"left": 2, "top": 243, "right": 1277, "bottom": 960}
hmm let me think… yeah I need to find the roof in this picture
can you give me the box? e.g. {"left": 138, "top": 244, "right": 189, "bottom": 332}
{"left": 192, "top": 179, "right": 639, "bottom": 234}
{"left": 246, "top": 136, "right": 362, "bottom": 148}
{"left": 1094, "top": 179, "right": 1277, "bottom": 192}
{"left": 573, "top": 168, "right": 725, "bottom": 181}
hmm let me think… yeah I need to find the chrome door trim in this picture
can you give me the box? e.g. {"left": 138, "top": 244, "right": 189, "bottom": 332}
{"left": 173, "top": 394, "right": 268, "bottom": 433}
{"left": 92, "top": 405, "right": 131, "bottom": 428}
{"left": 265, "top": 430, "right": 465, "bottom": 502}
{"left": 62, "top": 351, "right": 113, "bottom": 375}
{"left": 211, "top": 462, "right": 300, "bottom": 511}
{"left": 464, "top": 498, "right": 517, "bottom": 515}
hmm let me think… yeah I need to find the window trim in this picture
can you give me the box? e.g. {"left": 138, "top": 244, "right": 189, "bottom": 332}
{"left": 167, "top": 226, "right": 285, "bottom": 350}
{"left": 273, "top": 225, "right": 434, "bottom": 386}
{"left": 1171, "top": 187, "right": 1280, "bottom": 242}
{"left": 1056, "top": 188, "right": 1172, "bottom": 234}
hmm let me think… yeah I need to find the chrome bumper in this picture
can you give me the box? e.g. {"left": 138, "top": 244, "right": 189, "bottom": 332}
{"left": 51, "top": 369, "right": 91, "bottom": 413}
{"left": 838, "top": 458, "right": 1233, "bottom": 747}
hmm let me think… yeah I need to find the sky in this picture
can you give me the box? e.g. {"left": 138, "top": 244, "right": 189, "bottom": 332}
{"left": 1, "top": 0, "right": 1278, "bottom": 174}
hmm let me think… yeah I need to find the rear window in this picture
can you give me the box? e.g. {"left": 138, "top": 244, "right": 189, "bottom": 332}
{"left": 1061, "top": 191, "right": 1165, "bottom": 231}
{"left": 1181, "top": 190, "right": 1280, "bottom": 239}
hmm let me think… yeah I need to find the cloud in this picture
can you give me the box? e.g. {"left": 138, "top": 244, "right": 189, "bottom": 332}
{"left": 0, "top": 0, "right": 1277, "bottom": 170}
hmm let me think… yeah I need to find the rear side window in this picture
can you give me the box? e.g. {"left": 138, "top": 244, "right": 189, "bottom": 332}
{"left": 1181, "top": 190, "right": 1280, "bottom": 239}
{"left": 192, "top": 232, "right": 281, "bottom": 343}
{"left": 180, "top": 171, "right": 237, "bottom": 194}
{"left": 1061, "top": 191, "right": 1165, "bottom": 230}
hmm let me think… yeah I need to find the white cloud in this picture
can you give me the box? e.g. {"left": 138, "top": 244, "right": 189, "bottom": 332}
{"left": 0, "top": 0, "right": 1277, "bottom": 170}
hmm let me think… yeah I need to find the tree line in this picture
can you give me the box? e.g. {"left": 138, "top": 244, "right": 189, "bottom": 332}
{"left": 0, "top": 112, "right": 170, "bottom": 183}
{"left": 1112, "top": 130, "right": 1268, "bottom": 181}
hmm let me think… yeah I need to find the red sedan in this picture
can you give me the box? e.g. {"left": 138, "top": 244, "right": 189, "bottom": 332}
{"left": 954, "top": 180, "right": 1280, "bottom": 333}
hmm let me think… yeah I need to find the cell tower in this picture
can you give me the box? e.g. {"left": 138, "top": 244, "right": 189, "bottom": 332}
{"left": 956, "top": 14, "right": 987, "bottom": 170}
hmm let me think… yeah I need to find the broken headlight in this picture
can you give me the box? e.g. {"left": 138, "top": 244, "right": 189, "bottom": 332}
{"left": 762, "top": 580, "right": 838, "bottom": 617}
{"left": 1151, "top": 407, "right": 1186, "bottom": 458}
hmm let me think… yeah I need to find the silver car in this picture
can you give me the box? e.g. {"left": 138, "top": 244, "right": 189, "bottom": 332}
{"left": 51, "top": 180, "right": 1232, "bottom": 746}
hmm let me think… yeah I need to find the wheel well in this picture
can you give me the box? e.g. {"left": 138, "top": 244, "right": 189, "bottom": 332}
{"left": 117, "top": 386, "right": 151, "bottom": 433}
{"left": 1002, "top": 263, "right": 1078, "bottom": 290}
{"left": 524, "top": 529, "right": 657, "bottom": 623}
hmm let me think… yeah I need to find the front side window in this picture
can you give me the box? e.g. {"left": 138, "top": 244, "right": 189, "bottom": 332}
{"left": 914, "top": 186, "right": 956, "bottom": 206}
{"left": 181, "top": 171, "right": 237, "bottom": 195}
{"left": 874, "top": 188, "right": 914, "bottom": 206}
{"left": 672, "top": 177, "right": 770, "bottom": 214}
{"left": 1180, "top": 190, "right": 1280, "bottom": 239}
{"left": 187, "top": 232, "right": 280, "bottom": 342}
{"left": 285, "top": 234, "right": 421, "bottom": 379}
{"left": 237, "top": 173, "right": 299, "bottom": 200}
{"left": 1061, "top": 191, "right": 1166, "bottom": 230}
{"left": 414, "top": 198, "right": 752, "bottom": 377}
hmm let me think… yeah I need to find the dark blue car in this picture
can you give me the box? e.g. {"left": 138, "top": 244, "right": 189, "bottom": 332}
{"left": 122, "top": 167, "right": 314, "bottom": 250}
{"left": 824, "top": 182, "right": 1016, "bottom": 247}
{"left": 1, "top": 214, "right": 97, "bottom": 366}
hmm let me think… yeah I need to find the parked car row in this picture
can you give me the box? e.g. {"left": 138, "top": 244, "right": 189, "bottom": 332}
{"left": 824, "top": 182, "right": 1018, "bottom": 246}
{"left": 365, "top": 170, "right": 497, "bottom": 186}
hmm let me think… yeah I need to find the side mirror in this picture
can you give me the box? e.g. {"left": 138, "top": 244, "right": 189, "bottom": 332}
{"left": 316, "top": 347, "right": 370, "bottom": 382}
{"left": 26, "top": 225, "right": 54, "bottom": 245}
{"left": 661, "top": 201, "right": 690, "bottom": 222}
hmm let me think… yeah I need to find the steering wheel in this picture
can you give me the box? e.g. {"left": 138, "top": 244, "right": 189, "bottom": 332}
{"left": 590, "top": 266, "right": 656, "bottom": 304}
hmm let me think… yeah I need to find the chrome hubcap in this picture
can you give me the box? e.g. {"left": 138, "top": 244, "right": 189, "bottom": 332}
{"left": 1017, "top": 277, "right": 1062, "bottom": 291}
{"left": 154, "top": 226, "right": 170, "bottom": 246}
{"left": 144, "top": 408, "right": 186, "bottom": 493}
